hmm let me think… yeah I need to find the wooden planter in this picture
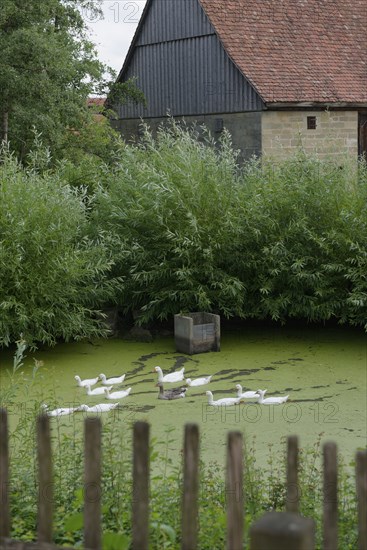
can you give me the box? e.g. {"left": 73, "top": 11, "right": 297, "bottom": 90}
{"left": 174, "top": 312, "right": 220, "bottom": 355}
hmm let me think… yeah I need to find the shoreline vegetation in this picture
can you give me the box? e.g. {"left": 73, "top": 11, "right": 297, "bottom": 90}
{"left": 1, "top": 121, "right": 366, "bottom": 349}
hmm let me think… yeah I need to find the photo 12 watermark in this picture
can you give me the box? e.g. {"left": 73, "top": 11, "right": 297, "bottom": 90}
{"left": 82, "top": 1, "right": 145, "bottom": 25}
{"left": 201, "top": 401, "right": 339, "bottom": 424}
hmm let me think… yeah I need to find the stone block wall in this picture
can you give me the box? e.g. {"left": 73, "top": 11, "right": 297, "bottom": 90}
{"left": 262, "top": 110, "right": 358, "bottom": 159}
{"left": 112, "top": 111, "right": 262, "bottom": 162}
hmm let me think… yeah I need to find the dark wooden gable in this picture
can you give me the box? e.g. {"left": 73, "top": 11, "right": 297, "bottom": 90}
{"left": 135, "top": 0, "right": 213, "bottom": 45}
{"left": 115, "top": 0, "right": 264, "bottom": 120}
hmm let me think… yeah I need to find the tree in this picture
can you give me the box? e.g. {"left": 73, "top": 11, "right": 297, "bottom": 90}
{"left": 0, "top": 0, "right": 143, "bottom": 162}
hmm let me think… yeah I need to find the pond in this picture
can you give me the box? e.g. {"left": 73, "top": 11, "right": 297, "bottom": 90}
{"left": 0, "top": 324, "right": 366, "bottom": 471}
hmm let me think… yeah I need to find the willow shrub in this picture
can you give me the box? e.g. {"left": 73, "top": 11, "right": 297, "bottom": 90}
{"left": 93, "top": 122, "right": 367, "bottom": 329}
{"left": 0, "top": 152, "right": 117, "bottom": 347}
{"left": 93, "top": 121, "right": 246, "bottom": 323}
{"left": 235, "top": 154, "right": 367, "bottom": 327}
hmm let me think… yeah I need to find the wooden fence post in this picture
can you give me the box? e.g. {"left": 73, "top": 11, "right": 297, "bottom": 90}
{"left": 226, "top": 431, "right": 243, "bottom": 550}
{"left": 37, "top": 413, "right": 53, "bottom": 543}
{"left": 286, "top": 435, "right": 299, "bottom": 513}
{"left": 0, "top": 409, "right": 10, "bottom": 538}
{"left": 323, "top": 441, "right": 337, "bottom": 550}
{"left": 356, "top": 449, "right": 367, "bottom": 550}
{"left": 181, "top": 423, "right": 199, "bottom": 550}
{"left": 84, "top": 416, "right": 102, "bottom": 550}
{"left": 250, "top": 511, "right": 315, "bottom": 550}
{"left": 132, "top": 421, "right": 150, "bottom": 550}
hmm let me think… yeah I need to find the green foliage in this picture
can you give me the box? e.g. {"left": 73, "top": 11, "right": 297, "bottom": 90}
{"left": 0, "top": 150, "right": 118, "bottom": 348}
{"left": 107, "top": 77, "right": 147, "bottom": 109}
{"left": 234, "top": 153, "right": 367, "bottom": 327}
{"left": 92, "top": 122, "right": 367, "bottom": 329}
{"left": 0, "top": 0, "right": 144, "bottom": 163}
{"left": 59, "top": 115, "right": 124, "bottom": 169}
{"left": 92, "top": 121, "right": 246, "bottom": 324}
{"left": 1, "top": 122, "right": 366, "bottom": 346}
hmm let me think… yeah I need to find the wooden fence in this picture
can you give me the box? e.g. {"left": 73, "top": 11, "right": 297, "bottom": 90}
{"left": 0, "top": 408, "right": 366, "bottom": 550}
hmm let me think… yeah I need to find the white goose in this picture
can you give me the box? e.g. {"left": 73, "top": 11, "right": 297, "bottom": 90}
{"left": 104, "top": 387, "right": 132, "bottom": 400}
{"left": 256, "top": 389, "right": 289, "bottom": 405}
{"left": 41, "top": 404, "right": 77, "bottom": 417}
{"left": 154, "top": 366, "right": 185, "bottom": 383}
{"left": 206, "top": 391, "right": 242, "bottom": 407}
{"left": 235, "top": 384, "right": 260, "bottom": 400}
{"left": 77, "top": 403, "right": 120, "bottom": 413}
{"left": 99, "top": 373, "right": 126, "bottom": 386}
{"left": 75, "top": 375, "right": 99, "bottom": 388}
{"left": 186, "top": 376, "right": 212, "bottom": 387}
{"left": 85, "top": 384, "right": 112, "bottom": 396}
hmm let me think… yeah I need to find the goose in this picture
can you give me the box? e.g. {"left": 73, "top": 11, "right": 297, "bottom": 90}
{"left": 41, "top": 404, "right": 77, "bottom": 417}
{"left": 154, "top": 366, "right": 185, "bottom": 383}
{"left": 235, "top": 384, "right": 260, "bottom": 400}
{"left": 75, "top": 375, "right": 99, "bottom": 388}
{"left": 104, "top": 387, "right": 132, "bottom": 400}
{"left": 156, "top": 381, "right": 187, "bottom": 400}
{"left": 85, "top": 384, "right": 112, "bottom": 396}
{"left": 77, "top": 403, "right": 120, "bottom": 413}
{"left": 256, "top": 389, "right": 289, "bottom": 405}
{"left": 186, "top": 376, "right": 212, "bottom": 387}
{"left": 205, "top": 391, "right": 242, "bottom": 407}
{"left": 99, "top": 373, "right": 126, "bottom": 386}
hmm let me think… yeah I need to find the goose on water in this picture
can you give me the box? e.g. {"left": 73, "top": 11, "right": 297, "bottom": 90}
{"left": 75, "top": 375, "right": 99, "bottom": 388}
{"left": 205, "top": 391, "right": 242, "bottom": 407}
{"left": 77, "top": 403, "right": 120, "bottom": 413}
{"left": 104, "top": 387, "right": 132, "bottom": 400}
{"left": 156, "top": 381, "right": 187, "bottom": 400}
{"left": 256, "top": 389, "right": 289, "bottom": 405}
{"left": 99, "top": 373, "right": 126, "bottom": 385}
{"left": 235, "top": 384, "right": 260, "bottom": 400}
{"left": 85, "top": 384, "right": 112, "bottom": 396}
{"left": 186, "top": 376, "right": 212, "bottom": 387}
{"left": 41, "top": 404, "right": 78, "bottom": 417}
{"left": 154, "top": 366, "right": 185, "bottom": 383}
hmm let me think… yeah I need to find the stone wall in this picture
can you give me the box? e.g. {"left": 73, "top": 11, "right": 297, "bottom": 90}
{"left": 112, "top": 111, "right": 262, "bottom": 162}
{"left": 262, "top": 110, "right": 358, "bottom": 159}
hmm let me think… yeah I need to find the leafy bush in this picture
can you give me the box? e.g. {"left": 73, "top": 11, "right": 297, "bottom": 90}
{"left": 92, "top": 122, "right": 367, "bottom": 329}
{"left": 1, "top": 122, "right": 366, "bottom": 346}
{"left": 234, "top": 153, "right": 367, "bottom": 327}
{"left": 0, "top": 151, "right": 117, "bottom": 347}
{"left": 92, "top": 121, "right": 246, "bottom": 324}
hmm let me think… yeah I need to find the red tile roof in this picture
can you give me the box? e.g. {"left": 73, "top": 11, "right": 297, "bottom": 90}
{"left": 87, "top": 97, "right": 106, "bottom": 107}
{"left": 199, "top": 0, "right": 367, "bottom": 104}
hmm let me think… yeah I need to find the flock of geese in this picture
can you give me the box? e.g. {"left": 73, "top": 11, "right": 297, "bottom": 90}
{"left": 43, "top": 366, "right": 289, "bottom": 416}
